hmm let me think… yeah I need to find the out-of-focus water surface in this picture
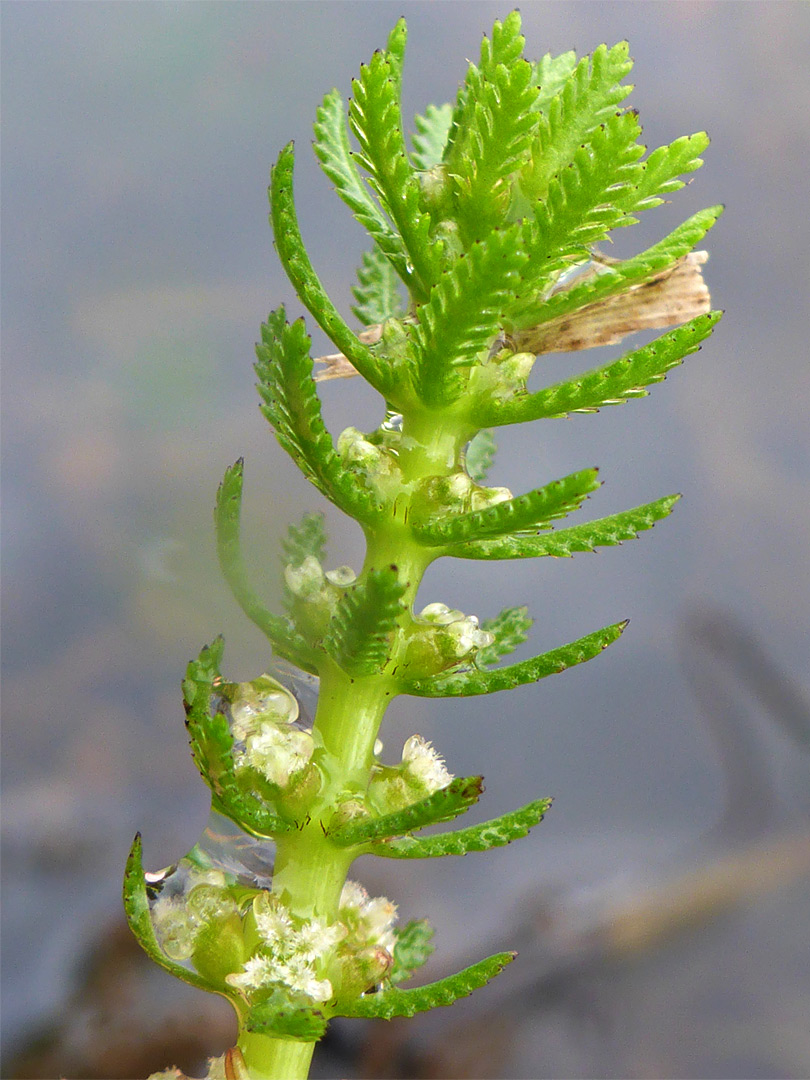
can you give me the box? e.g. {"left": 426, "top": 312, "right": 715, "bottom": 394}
{"left": 2, "top": 3, "right": 809, "bottom": 1077}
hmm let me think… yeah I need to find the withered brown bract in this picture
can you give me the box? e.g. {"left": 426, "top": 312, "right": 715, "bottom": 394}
{"left": 313, "top": 251, "right": 711, "bottom": 379}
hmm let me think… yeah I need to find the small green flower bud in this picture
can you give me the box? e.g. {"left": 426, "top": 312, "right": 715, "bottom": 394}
{"left": 151, "top": 898, "right": 199, "bottom": 961}
{"left": 277, "top": 760, "right": 322, "bottom": 817}
{"left": 327, "top": 798, "right": 371, "bottom": 834}
{"left": 192, "top": 910, "right": 247, "bottom": 988}
{"left": 284, "top": 555, "right": 326, "bottom": 600}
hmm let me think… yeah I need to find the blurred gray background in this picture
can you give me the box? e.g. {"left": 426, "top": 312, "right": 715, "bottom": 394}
{"left": 2, "top": 3, "right": 809, "bottom": 1077}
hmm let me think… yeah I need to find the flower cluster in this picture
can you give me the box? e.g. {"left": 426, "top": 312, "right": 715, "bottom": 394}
{"left": 228, "top": 675, "right": 316, "bottom": 791}
{"left": 222, "top": 881, "right": 398, "bottom": 1005}
{"left": 151, "top": 868, "right": 238, "bottom": 962}
{"left": 368, "top": 732, "right": 454, "bottom": 813}
{"left": 403, "top": 601, "right": 495, "bottom": 676}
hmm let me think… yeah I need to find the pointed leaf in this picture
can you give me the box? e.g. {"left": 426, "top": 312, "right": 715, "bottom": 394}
{"left": 476, "top": 606, "right": 533, "bottom": 667}
{"left": 476, "top": 312, "right": 722, "bottom": 427}
{"left": 444, "top": 13, "right": 540, "bottom": 240}
{"left": 411, "top": 103, "right": 454, "bottom": 170}
{"left": 337, "top": 952, "right": 516, "bottom": 1018}
{"left": 371, "top": 797, "right": 552, "bottom": 858}
{"left": 314, "top": 89, "right": 412, "bottom": 286}
{"left": 464, "top": 429, "right": 497, "bottom": 483}
{"left": 411, "top": 225, "right": 529, "bottom": 407}
{"left": 618, "top": 131, "right": 711, "bottom": 214}
{"left": 519, "top": 42, "right": 634, "bottom": 206}
{"left": 269, "top": 143, "right": 397, "bottom": 396}
{"left": 255, "top": 307, "right": 384, "bottom": 526}
{"left": 216, "top": 461, "right": 317, "bottom": 667}
{"left": 351, "top": 246, "right": 405, "bottom": 326}
{"left": 453, "top": 495, "right": 680, "bottom": 560}
{"left": 402, "top": 622, "right": 626, "bottom": 697}
{"left": 281, "top": 512, "right": 327, "bottom": 571}
{"left": 349, "top": 48, "right": 442, "bottom": 297}
{"left": 328, "top": 776, "right": 484, "bottom": 847}
{"left": 124, "top": 834, "right": 219, "bottom": 995}
{"left": 390, "top": 920, "right": 436, "bottom": 984}
{"left": 412, "top": 468, "right": 600, "bottom": 546}
{"left": 323, "top": 566, "right": 408, "bottom": 677}
{"left": 513, "top": 206, "right": 722, "bottom": 343}
{"left": 183, "top": 641, "right": 294, "bottom": 838}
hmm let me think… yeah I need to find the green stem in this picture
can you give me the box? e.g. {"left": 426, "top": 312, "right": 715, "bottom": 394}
{"left": 237, "top": 405, "right": 466, "bottom": 1079}
{"left": 236, "top": 1030, "right": 315, "bottom": 1080}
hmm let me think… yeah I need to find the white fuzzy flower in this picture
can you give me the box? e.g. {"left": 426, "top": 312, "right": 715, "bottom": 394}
{"left": 226, "top": 953, "right": 282, "bottom": 993}
{"left": 339, "top": 880, "right": 369, "bottom": 911}
{"left": 277, "top": 954, "right": 333, "bottom": 1002}
{"left": 244, "top": 722, "right": 314, "bottom": 786}
{"left": 401, "top": 734, "right": 453, "bottom": 792}
{"left": 253, "top": 894, "right": 294, "bottom": 945}
{"left": 294, "top": 917, "right": 346, "bottom": 961}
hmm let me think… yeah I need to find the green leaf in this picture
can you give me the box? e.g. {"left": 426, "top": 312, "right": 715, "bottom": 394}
{"left": 269, "top": 143, "right": 397, "bottom": 397}
{"left": 183, "top": 641, "right": 294, "bottom": 838}
{"left": 476, "top": 312, "right": 722, "bottom": 427}
{"left": 513, "top": 206, "right": 722, "bottom": 339}
{"left": 521, "top": 108, "right": 645, "bottom": 287}
{"left": 464, "top": 429, "right": 497, "bottom": 483}
{"left": 402, "top": 621, "right": 626, "bottom": 697}
{"left": 412, "top": 468, "right": 600, "bottom": 546}
{"left": 349, "top": 47, "right": 442, "bottom": 298}
{"left": 476, "top": 606, "right": 533, "bottom": 667}
{"left": 246, "top": 994, "right": 328, "bottom": 1040}
{"left": 519, "top": 42, "right": 634, "bottom": 206}
{"left": 255, "top": 307, "right": 384, "bottom": 526}
{"left": 351, "top": 246, "right": 405, "bottom": 326}
{"left": 371, "top": 797, "right": 552, "bottom": 858}
{"left": 329, "top": 776, "right": 484, "bottom": 847}
{"left": 453, "top": 495, "right": 680, "bottom": 560}
{"left": 322, "top": 566, "right": 408, "bottom": 677}
{"left": 443, "top": 12, "right": 540, "bottom": 241}
{"left": 411, "top": 225, "right": 529, "bottom": 407}
{"left": 314, "top": 89, "right": 412, "bottom": 287}
{"left": 411, "top": 103, "right": 454, "bottom": 170}
{"left": 215, "top": 462, "right": 317, "bottom": 668}
{"left": 390, "top": 920, "right": 436, "bottom": 984}
{"left": 531, "top": 50, "right": 578, "bottom": 114}
{"left": 123, "top": 834, "right": 219, "bottom": 995}
{"left": 618, "top": 131, "right": 711, "bottom": 215}
{"left": 281, "top": 512, "right": 327, "bottom": 571}
{"left": 337, "top": 951, "right": 516, "bottom": 1018}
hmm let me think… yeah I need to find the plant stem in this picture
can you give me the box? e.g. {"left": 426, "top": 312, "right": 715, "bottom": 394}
{"left": 237, "top": 410, "right": 465, "bottom": 1079}
{"left": 236, "top": 1030, "right": 315, "bottom": 1080}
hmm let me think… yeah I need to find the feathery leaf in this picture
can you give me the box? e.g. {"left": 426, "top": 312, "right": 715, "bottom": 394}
{"left": 412, "top": 468, "right": 600, "bottom": 546}
{"left": 269, "top": 144, "right": 397, "bottom": 396}
{"left": 216, "top": 461, "right": 317, "bottom": 667}
{"left": 411, "top": 226, "right": 529, "bottom": 406}
{"left": 255, "top": 308, "right": 384, "bottom": 525}
{"left": 329, "top": 776, "right": 484, "bottom": 847}
{"left": 337, "top": 952, "right": 516, "bottom": 1018}
{"left": 390, "top": 920, "right": 435, "bottom": 984}
{"left": 411, "top": 103, "right": 454, "bottom": 170}
{"left": 314, "top": 89, "right": 412, "bottom": 287}
{"left": 124, "top": 835, "right": 218, "bottom": 994}
{"left": 351, "top": 246, "right": 406, "bottom": 326}
{"left": 476, "top": 311, "right": 722, "bottom": 427}
{"left": 476, "top": 606, "right": 534, "bottom": 666}
{"left": 322, "top": 566, "right": 408, "bottom": 677}
{"left": 349, "top": 46, "right": 442, "bottom": 296}
{"left": 402, "top": 622, "right": 626, "bottom": 696}
{"left": 453, "top": 495, "right": 680, "bottom": 560}
{"left": 371, "top": 797, "right": 552, "bottom": 858}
